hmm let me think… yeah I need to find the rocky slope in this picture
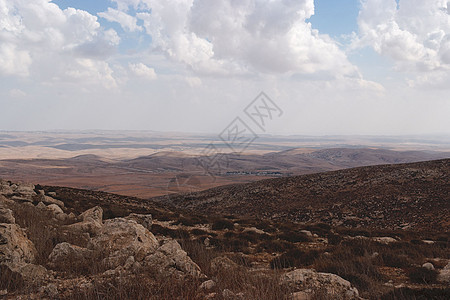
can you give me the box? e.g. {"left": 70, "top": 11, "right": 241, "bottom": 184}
{"left": 0, "top": 172, "right": 449, "bottom": 299}
{"left": 158, "top": 159, "right": 450, "bottom": 231}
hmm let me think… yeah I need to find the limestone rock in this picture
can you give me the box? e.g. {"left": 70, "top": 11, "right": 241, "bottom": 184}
{"left": 422, "top": 262, "right": 435, "bottom": 270}
{"left": 65, "top": 206, "right": 104, "bottom": 236}
{"left": 88, "top": 218, "right": 158, "bottom": 269}
{"left": 371, "top": 237, "right": 397, "bottom": 244}
{"left": 281, "top": 269, "right": 360, "bottom": 300}
{"left": 47, "top": 204, "right": 64, "bottom": 216}
{"left": 125, "top": 213, "right": 152, "bottom": 231}
{"left": 0, "top": 208, "right": 15, "bottom": 224}
{"left": 79, "top": 206, "right": 103, "bottom": 224}
{"left": 437, "top": 262, "right": 450, "bottom": 283}
{"left": 48, "top": 242, "right": 93, "bottom": 269}
{"left": 41, "top": 195, "right": 65, "bottom": 208}
{"left": 300, "top": 230, "right": 313, "bottom": 237}
{"left": 145, "top": 238, "right": 202, "bottom": 278}
{"left": 210, "top": 256, "right": 238, "bottom": 273}
{"left": 200, "top": 279, "right": 216, "bottom": 290}
{"left": 0, "top": 223, "right": 36, "bottom": 266}
{"left": 14, "top": 183, "right": 36, "bottom": 199}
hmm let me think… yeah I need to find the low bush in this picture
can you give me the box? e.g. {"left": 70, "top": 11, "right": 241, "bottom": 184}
{"left": 212, "top": 219, "right": 234, "bottom": 230}
{"left": 270, "top": 249, "right": 320, "bottom": 269}
{"left": 408, "top": 267, "right": 438, "bottom": 284}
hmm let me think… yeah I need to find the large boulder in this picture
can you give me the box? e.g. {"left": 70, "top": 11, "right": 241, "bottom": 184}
{"left": 0, "top": 223, "right": 36, "bottom": 266}
{"left": 88, "top": 218, "right": 158, "bottom": 269}
{"left": 281, "top": 269, "right": 360, "bottom": 300}
{"left": 48, "top": 242, "right": 93, "bottom": 270}
{"left": 144, "top": 238, "right": 202, "bottom": 278}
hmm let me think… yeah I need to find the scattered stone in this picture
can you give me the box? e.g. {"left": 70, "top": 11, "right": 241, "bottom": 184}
{"left": 300, "top": 230, "right": 313, "bottom": 237}
{"left": 371, "top": 237, "right": 397, "bottom": 244}
{"left": 422, "top": 262, "right": 435, "bottom": 270}
{"left": 41, "top": 283, "right": 58, "bottom": 297}
{"left": 437, "top": 262, "right": 450, "bottom": 283}
{"left": 210, "top": 256, "right": 238, "bottom": 273}
{"left": 291, "top": 291, "right": 312, "bottom": 300}
{"left": 422, "top": 240, "right": 435, "bottom": 244}
{"left": 36, "top": 202, "right": 47, "bottom": 209}
{"left": 200, "top": 279, "right": 216, "bottom": 290}
{"left": 243, "top": 227, "right": 265, "bottom": 235}
{"left": 47, "top": 192, "right": 57, "bottom": 197}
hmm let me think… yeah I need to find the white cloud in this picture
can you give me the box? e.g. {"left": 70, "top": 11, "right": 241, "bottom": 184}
{"left": 128, "top": 62, "right": 157, "bottom": 80}
{"left": 9, "top": 88, "right": 27, "bottom": 98}
{"left": 355, "top": 0, "right": 450, "bottom": 86}
{"left": 98, "top": 8, "right": 142, "bottom": 32}
{"left": 126, "top": 0, "right": 359, "bottom": 77}
{"left": 0, "top": 0, "right": 119, "bottom": 88}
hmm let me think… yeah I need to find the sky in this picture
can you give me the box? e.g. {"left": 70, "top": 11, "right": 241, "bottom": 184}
{"left": 0, "top": 0, "right": 449, "bottom": 135}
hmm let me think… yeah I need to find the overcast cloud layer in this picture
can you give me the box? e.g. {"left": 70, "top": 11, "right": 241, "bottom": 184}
{"left": 0, "top": 0, "right": 449, "bottom": 135}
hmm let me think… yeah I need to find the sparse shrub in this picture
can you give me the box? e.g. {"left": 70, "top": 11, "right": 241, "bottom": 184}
{"left": 270, "top": 248, "right": 320, "bottom": 269}
{"left": 257, "top": 239, "right": 295, "bottom": 253}
{"left": 277, "top": 231, "right": 311, "bottom": 243}
{"left": 212, "top": 219, "right": 234, "bottom": 230}
{"left": 380, "top": 287, "right": 450, "bottom": 300}
{"left": 379, "top": 252, "right": 412, "bottom": 268}
{"left": 305, "top": 223, "right": 332, "bottom": 236}
{"left": 327, "top": 233, "right": 342, "bottom": 245}
{"left": 190, "top": 228, "right": 208, "bottom": 236}
{"left": 408, "top": 267, "right": 438, "bottom": 284}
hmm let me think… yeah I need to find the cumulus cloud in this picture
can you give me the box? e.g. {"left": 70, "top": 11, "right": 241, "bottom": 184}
{"left": 98, "top": 8, "right": 142, "bottom": 32}
{"left": 355, "top": 0, "right": 450, "bottom": 76}
{"left": 0, "top": 0, "right": 119, "bottom": 87}
{"left": 110, "top": 0, "right": 359, "bottom": 77}
{"left": 128, "top": 62, "right": 157, "bottom": 80}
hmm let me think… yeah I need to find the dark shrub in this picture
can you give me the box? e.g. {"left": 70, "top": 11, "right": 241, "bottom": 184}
{"left": 270, "top": 248, "right": 320, "bottom": 269}
{"left": 408, "top": 267, "right": 438, "bottom": 284}
{"left": 190, "top": 228, "right": 208, "bottom": 236}
{"left": 277, "top": 232, "right": 311, "bottom": 243}
{"left": 257, "top": 240, "right": 295, "bottom": 253}
{"left": 380, "top": 287, "right": 450, "bottom": 300}
{"left": 380, "top": 253, "right": 411, "bottom": 268}
{"left": 212, "top": 219, "right": 234, "bottom": 230}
